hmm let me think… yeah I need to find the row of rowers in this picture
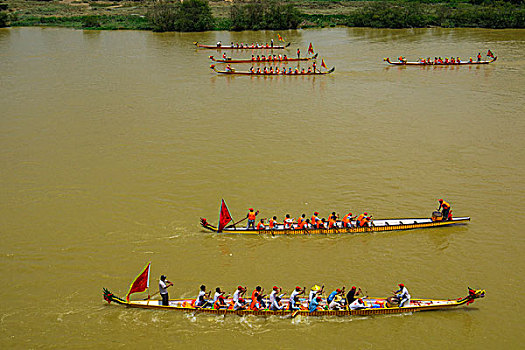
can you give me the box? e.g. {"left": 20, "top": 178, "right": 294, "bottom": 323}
{"left": 219, "top": 53, "right": 301, "bottom": 62}
{"left": 246, "top": 209, "right": 373, "bottom": 230}
{"left": 223, "top": 65, "right": 321, "bottom": 75}
{"left": 194, "top": 284, "right": 374, "bottom": 311}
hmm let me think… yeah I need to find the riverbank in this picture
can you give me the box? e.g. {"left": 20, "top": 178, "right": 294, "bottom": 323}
{"left": 1, "top": 0, "right": 524, "bottom": 30}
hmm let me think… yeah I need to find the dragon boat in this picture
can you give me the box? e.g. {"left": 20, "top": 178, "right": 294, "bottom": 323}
{"left": 200, "top": 200, "right": 469, "bottom": 235}
{"left": 103, "top": 287, "right": 485, "bottom": 317}
{"left": 384, "top": 57, "right": 497, "bottom": 66}
{"left": 209, "top": 53, "right": 318, "bottom": 64}
{"left": 210, "top": 65, "right": 335, "bottom": 76}
{"left": 194, "top": 42, "right": 290, "bottom": 50}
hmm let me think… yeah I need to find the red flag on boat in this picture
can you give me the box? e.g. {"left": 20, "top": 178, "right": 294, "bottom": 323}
{"left": 308, "top": 43, "right": 314, "bottom": 54}
{"left": 126, "top": 262, "right": 151, "bottom": 302}
{"left": 321, "top": 59, "right": 327, "bottom": 69}
{"left": 277, "top": 34, "right": 284, "bottom": 42}
{"left": 218, "top": 199, "right": 233, "bottom": 232}
{"left": 487, "top": 50, "right": 494, "bottom": 58}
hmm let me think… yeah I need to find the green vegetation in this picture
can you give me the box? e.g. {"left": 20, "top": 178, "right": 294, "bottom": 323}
{"left": 230, "top": 0, "right": 302, "bottom": 30}
{"left": 0, "top": 11, "right": 8, "bottom": 27}
{"left": 147, "top": 0, "right": 213, "bottom": 32}
{"left": 3, "top": 0, "right": 524, "bottom": 31}
{"left": 11, "top": 14, "right": 151, "bottom": 30}
{"left": 345, "top": 1, "right": 525, "bottom": 28}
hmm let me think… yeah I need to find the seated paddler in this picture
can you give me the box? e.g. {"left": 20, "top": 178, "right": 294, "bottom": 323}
{"left": 270, "top": 295, "right": 284, "bottom": 311}
{"left": 329, "top": 295, "right": 345, "bottom": 310}
{"left": 309, "top": 296, "right": 323, "bottom": 313}
{"left": 213, "top": 287, "right": 229, "bottom": 309}
{"left": 289, "top": 286, "right": 305, "bottom": 310}
{"left": 327, "top": 287, "right": 345, "bottom": 305}
{"left": 256, "top": 219, "right": 266, "bottom": 230}
{"left": 394, "top": 283, "right": 411, "bottom": 307}
{"left": 195, "top": 285, "right": 212, "bottom": 308}
{"left": 349, "top": 298, "right": 366, "bottom": 310}
{"left": 234, "top": 297, "right": 247, "bottom": 310}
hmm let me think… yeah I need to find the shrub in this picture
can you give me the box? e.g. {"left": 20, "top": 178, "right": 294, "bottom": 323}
{"left": 147, "top": 0, "right": 213, "bottom": 32}
{"left": 82, "top": 15, "right": 100, "bottom": 28}
{"left": 230, "top": 0, "right": 301, "bottom": 31}
{"left": 0, "top": 11, "right": 7, "bottom": 27}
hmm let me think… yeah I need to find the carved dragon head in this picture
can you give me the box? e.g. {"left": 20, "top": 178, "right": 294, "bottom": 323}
{"left": 466, "top": 288, "right": 485, "bottom": 305}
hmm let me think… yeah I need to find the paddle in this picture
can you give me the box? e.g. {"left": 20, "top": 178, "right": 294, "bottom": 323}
{"left": 143, "top": 281, "right": 173, "bottom": 300}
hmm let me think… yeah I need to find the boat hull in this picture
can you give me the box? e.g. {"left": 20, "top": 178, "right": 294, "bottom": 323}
{"left": 210, "top": 66, "right": 335, "bottom": 76}
{"left": 209, "top": 53, "right": 318, "bottom": 64}
{"left": 195, "top": 42, "right": 290, "bottom": 50}
{"left": 103, "top": 289, "right": 485, "bottom": 317}
{"left": 385, "top": 57, "right": 497, "bottom": 65}
{"left": 201, "top": 217, "right": 470, "bottom": 235}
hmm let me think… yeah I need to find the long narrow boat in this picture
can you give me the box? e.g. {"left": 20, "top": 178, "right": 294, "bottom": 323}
{"left": 384, "top": 57, "right": 497, "bottom": 66}
{"left": 194, "top": 42, "right": 290, "bottom": 50}
{"left": 103, "top": 287, "right": 485, "bottom": 317}
{"left": 209, "top": 53, "right": 318, "bottom": 64}
{"left": 200, "top": 216, "right": 470, "bottom": 235}
{"left": 210, "top": 65, "right": 335, "bottom": 76}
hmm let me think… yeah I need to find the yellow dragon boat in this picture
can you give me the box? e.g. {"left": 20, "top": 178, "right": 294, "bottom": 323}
{"left": 103, "top": 287, "right": 485, "bottom": 317}
{"left": 200, "top": 200, "right": 470, "bottom": 235}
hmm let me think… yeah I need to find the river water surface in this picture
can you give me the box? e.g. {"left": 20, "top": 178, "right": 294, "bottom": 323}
{"left": 1, "top": 27, "right": 524, "bottom": 348}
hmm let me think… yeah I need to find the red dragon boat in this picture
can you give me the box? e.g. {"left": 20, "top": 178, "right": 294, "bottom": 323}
{"left": 209, "top": 53, "right": 318, "bottom": 64}
{"left": 384, "top": 57, "right": 497, "bottom": 66}
{"left": 194, "top": 42, "right": 290, "bottom": 50}
{"left": 210, "top": 65, "right": 335, "bottom": 76}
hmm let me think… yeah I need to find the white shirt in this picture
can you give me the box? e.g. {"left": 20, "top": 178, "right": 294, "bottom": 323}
{"left": 196, "top": 290, "right": 206, "bottom": 305}
{"left": 234, "top": 300, "right": 244, "bottom": 310}
{"left": 309, "top": 290, "right": 317, "bottom": 303}
{"left": 349, "top": 299, "right": 365, "bottom": 310}
{"left": 290, "top": 290, "right": 300, "bottom": 303}
{"left": 269, "top": 290, "right": 277, "bottom": 305}
{"left": 271, "top": 299, "right": 283, "bottom": 311}
{"left": 397, "top": 287, "right": 410, "bottom": 300}
{"left": 213, "top": 292, "right": 221, "bottom": 303}
{"left": 329, "top": 300, "right": 342, "bottom": 310}
{"left": 233, "top": 290, "right": 241, "bottom": 303}
{"left": 159, "top": 280, "right": 168, "bottom": 295}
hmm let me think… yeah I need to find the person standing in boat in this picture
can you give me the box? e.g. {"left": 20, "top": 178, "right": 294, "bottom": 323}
{"left": 438, "top": 199, "right": 451, "bottom": 220}
{"left": 289, "top": 286, "right": 305, "bottom": 311}
{"left": 477, "top": 52, "right": 482, "bottom": 62}
{"left": 394, "top": 283, "right": 411, "bottom": 307}
{"left": 247, "top": 208, "right": 258, "bottom": 229}
{"left": 271, "top": 39, "right": 274, "bottom": 48}
{"left": 297, "top": 48, "right": 301, "bottom": 59}
{"left": 159, "top": 275, "right": 173, "bottom": 306}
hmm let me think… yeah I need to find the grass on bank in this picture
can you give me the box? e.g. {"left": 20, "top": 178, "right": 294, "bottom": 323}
{"left": 1, "top": 0, "right": 524, "bottom": 30}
